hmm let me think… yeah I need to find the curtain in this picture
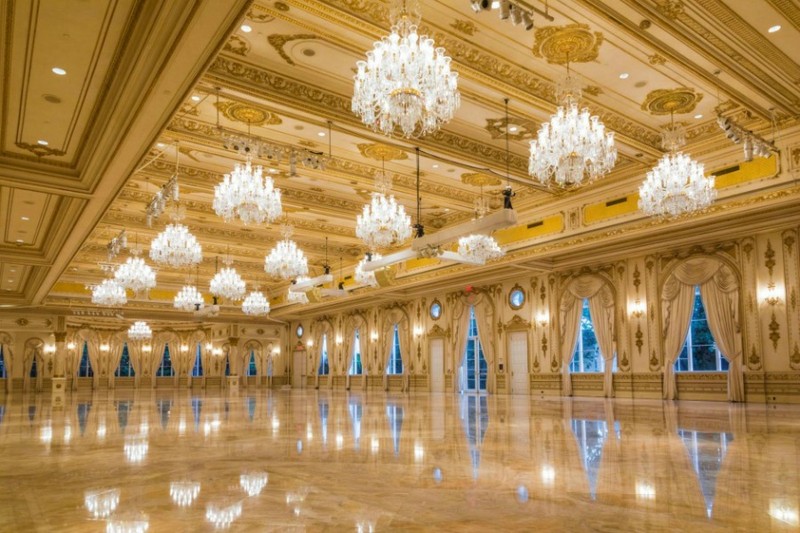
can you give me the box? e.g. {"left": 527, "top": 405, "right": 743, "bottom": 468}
{"left": 473, "top": 296, "right": 496, "bottom": 394}
{"left": 0, "top": 340, "right": 13, "bottom": 393}
{"left": 451, "top": 300, "right": 471, "bottom": 393}
{"left": 397, "top": 320, "right": 410, "bottom": 392}
{"left": 150, "top": 336, "right": 169, "bottom": 387}
{"left": 128, "top": 341, "right": 143, "bottom": 388}
{"left": 83, "top": 332, "right": 103, "bottom": 389}
{"left": 23, "top": 343, "right": 43, "bottom": 393}
{"left": 107, "top": 337, "right": 123, "bottom": 389}
{"left": 587, "top": 285, "right": 616, "bottom": 398}
{"left": 380, "top": 319, "right": 392, "bottom": 391}
{"left": 662, "top": 278, "right": 696, "bottom": 400}
{"left": 312, "top": 323, "right": 328, "bottom": 389}
{"left": 343, "top": 320, "right": 359, "bottom": 390}
{"left": 559, "top": 293, "right": 581, "bottom": 397}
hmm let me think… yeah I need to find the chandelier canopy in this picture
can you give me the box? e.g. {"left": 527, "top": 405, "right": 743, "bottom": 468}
{"left": 174, "top": 284, "right": 205, "bottom": 311}
{"left": 265, "top": 225, "right": 309, "bottom": 281}
{"left": 352, "top": 0, "right": 460, "bottom": 138}
{"left": 91, "top": 279, "right": 127, "bottom": 307}
{"left": 210, "top": 259, "right": 246, "bottom": 301}
{"left": 149, "top": 220, "right": 202, "bottom": 268}
{"left": 638, "top": 125, "right": 716, "bottom": 217}
{"left": 127, "top": 321, "right": 152, "bottom": 341}
{"left": 242, "top": 290, "right": 270, "bottom": 316}
{"left": 114, "top": 252, "right": 157, "bottom": 294}
{"left": 354, "top": 253, "right": 383, "bottom": 287}
{"left": 356, "top": 171, "right": 412, "bottom": 250}
{"left": 529, "top": 74, "right": 617, "bottom": 187}
{"left": 457, "top": 234, "right": 505, "bottom": 263}
{"left": 213, "top": 157, "right": 282, "bottom": 225}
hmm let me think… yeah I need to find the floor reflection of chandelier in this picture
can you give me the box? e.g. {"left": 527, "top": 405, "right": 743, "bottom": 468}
{"left": 127, "top": 321, "right": 152, "bottom": 341}
{"left": 457, "top": 234, "right": 504, "bottom": 263}
{"left": 213, "top": 157, "right": 282, "bottom": 225}
{"left": 170, "top": 482, "right": 201, "bottom": 508}
{"left": 91, "top": 279, "right": 127, "bottom": 306}
{"left": 242, "top": 290, "right": 270, "bottom": 316}
{"left": 210, "top": 257, "right": 246, "bottom": 301}
{"left": 240, "top": 472, "right": 268, "bottom": 497}
{"left": 149, "top": 220, "right": 202, "bottom": 268}
{"left": 114, "top": 252, "right": 157, "bottom": 294}
{"left": 529, "top": 74, "right": 617, "bottom": 187}
{"left": 205, "top": 502, "right": 242, "bottom": 529}
{"left": 639, "top": 124, "right": 716, "bottom": 217}
{"left": 354, "top": 253, "right": 383, "bottom": 287}
{"left": 265, "top": 225, "right": 309, "bottom": 280}
{"left": 352, "top": 0, "right": 460, "bottom": 138}
{"left": 356, "top": 171, "right": 411, "bottom": 250}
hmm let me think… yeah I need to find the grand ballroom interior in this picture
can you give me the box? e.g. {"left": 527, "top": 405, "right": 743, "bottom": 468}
{"left": 1, "top": 0, "right": 800, "bottom": 530}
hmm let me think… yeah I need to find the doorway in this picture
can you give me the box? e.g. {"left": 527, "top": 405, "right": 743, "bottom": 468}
{"left": 508, "top": 331, "right": 529, "bottom": 395}
{"left": 292, "top": 349, "right": 305, "bottom": 389}
{"left": 429, "top": 338, "right": 444, "bottom": 393}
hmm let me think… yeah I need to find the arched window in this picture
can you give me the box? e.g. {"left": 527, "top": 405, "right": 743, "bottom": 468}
{"left": 570, "top": 299, "right": 603, "bottom": 373}
{"left": 318, "top": 334, "right": 329, "bottom": 375}
{"left": 115, "top": 343, "right": 135, "bottom": 377}
{"left": 0, "top": 345, "right": 6, "bottom": 378}
{"left": 247, "top": 350, "right": 258, "bottom": 376}
{"left": 675, "top": 286, "right": 729, "bottom": 372}
{"left": 30, "top": 354, "right": 38, "bottom": 378}
{"left": 349, "top": 329, "right": 362, "bottom": 375}
{"left": 462, "top": 307, "right": 487, "bottom": 391}
{"left": 156, "top": 344, "right": 174, "bottom": 377}
{"left": 78, "top": 341, "right": 93, "bottom": 377}
{"left": 387, "top": 325, "right": 403, "bottom": 375}
{"left": 192, "top": 343, "right": 203, "bottom": 377}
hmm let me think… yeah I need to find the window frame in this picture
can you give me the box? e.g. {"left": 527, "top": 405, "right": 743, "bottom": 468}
{"left": 674, "top": 286, "right": 729, "bottom": 373}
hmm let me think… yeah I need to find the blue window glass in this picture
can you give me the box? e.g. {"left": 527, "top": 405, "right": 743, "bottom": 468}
{"left": 387, "top": 325, "right": 403, "bottom": 375}
{"left": 248, "top": 350, "right": 257, "bottom": 376}
{"left": 78, "top": 341, "right": 93, "bottom": 378}
{"left": 318, "top": 334, "right": 329, "bottom": 375}
{"left": 462, "top": 307, "right": 487, "bottom": 391}
{"left": 570, "top": 299, "right": 603, "bottom": 373}
{"left": 675, "top": 286, "right": 729, "bottom": 372}
{"left": 30, "top": 354, "right": 38, "bottom": 378}
{"left": 156, "top": 344, "right": 174, "bottom": 377}
{"left": 115, "top": 343, "right": 135, "bottom": 377}
{"left": 0, "top": 345, "right": 6, "bottom": 379}
{"left": 349, "top": 329, "right": 362, "bottom": 375}
{"left": 192, "top": 344, "right": 203, "bottom": 377}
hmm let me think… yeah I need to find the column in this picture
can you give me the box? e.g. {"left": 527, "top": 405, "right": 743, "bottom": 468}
{"left": 227, "top": 337, "right": 240, "bottom": 393}
{"left": 51, "top": 330, "right": 67, "bottom": 408}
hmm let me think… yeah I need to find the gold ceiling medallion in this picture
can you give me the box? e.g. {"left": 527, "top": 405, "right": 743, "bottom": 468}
{"left": 641, "top": 88, "right": 703, "bottom": 115}
{"left": 356, "top": 143, "right": 407, "bottom": 161}
{"left": 532, "top": 24, "right": 604, "bottom": 64}
{"left": 484, "top": 117, "right": 536, "bottom": 140}
{"left": 214, "top": 101, "right": 281, "bottom": 126}
{"left": 460, "top": 172, "right": 502, "bottom": 187}
{"left": 15, "top": 142, "right": 66, "bottom": 158}
{"left": 224, "top": 35, "right": 250, "bottom": 57}
{"left": 267, "top": 34, "right": 317, "bottom": 66}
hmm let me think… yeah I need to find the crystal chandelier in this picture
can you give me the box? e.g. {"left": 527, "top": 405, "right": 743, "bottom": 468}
{"left": 242, "top": 289, "right": 270, "bottom": 316}
{"left": 529, "top": 73, "right": 617, "bottom": 187}
{"left": 352, "top": 0, "right": 460, "bottom": 138}
{"left": 90, "top": 279, "right": 127, "bottom": 307}
{"left": 354, "top": 253, "right": 383, "bottom": 287}
{"left": 287, "top": 277, "right": 310, "bottom": 305}
{"left": 356, "top": 169, "right": 411, "bottom": 250}
{"left": 127, "top": 321, "right": 152, "bottom": 341}
{"left": 638, "top": 123, "right": 716, "bottom": 217}
{"left": 265, "top": 225, "right": 309, "bottom": 280}
{"left": 457, "top": 234, "right": 504, "bottom": 263}
{"left": 150, "top": 215, "right": 202, "bottom": 268}
{"left": 213, "top": 157, "right": 282, "bottom": 225}
{"left": 210, "top": 256, "right": 246, "bottom": 301}
{"left": 115, "top": 251, "right": 157, "bottom": 294}
{"left": 174, "top": 284, "right": 205, "bottom": 311}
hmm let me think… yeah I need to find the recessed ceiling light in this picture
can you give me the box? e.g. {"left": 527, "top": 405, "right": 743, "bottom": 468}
{"left": 15, "top": 239, "right": 23, "bottom": 243}
{"left": 21, "top": 216, "right": 29, "bottom": 221}
{"left": 768, "top": 24, "right": 781, "bottom": 33}
{"left": 694, "top": 114, "right": 703, "bottom": 119}
{"left": 508, "top": 126, "right": 519, "bottom": 133}
{"left": 37, "top": 139, "right": 48, "bottom": 146}
{"left": 317, "top": 132, "right": 326, "bottom": 137}
{"left": 241, "top": 24, "right": 252, "bottom": 33}
{"left": 7, "top": 280, "right": 13, "bottom": 283}
{"left": 157, "top": 142, "right": 165, "bottom": 148}
{"left": 191, "top": 95, "right": 201, "bottom": 102}
{"left": 491, "top": 1, "right": 500, "bottom": 7}
{"left": 52, "top": 67, "right": 66, "bottom": 75}
{"left": 619, "top": 72, "right": 629, "bottom": 79}
{"left": 432, "top": 164, "right": 439, "bottom": 169}
{"left": 9, "top": 269, "right": 15, "bottom": 273}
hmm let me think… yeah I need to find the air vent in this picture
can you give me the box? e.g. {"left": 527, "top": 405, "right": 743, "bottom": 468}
{"left": 605, "top": 197, "right": 627, "bottom": 207}
{"left": 714, "top": 165, "right": 740, "bottom": 177}
{"left": 527, "top": 221, "right": 543, "bottom": 229}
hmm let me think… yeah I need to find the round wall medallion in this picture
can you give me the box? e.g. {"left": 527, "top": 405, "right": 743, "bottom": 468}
{"left": 532, "top": 24, "right": 604, "bottom": 65}
{"left": 509, "top": 285, "right": 525, "bottom": 310}
{"left": 356, "top": 143, "right": 408, "bottom": 161}
{"left": 430, "top": 300, "right": 442, "bottom": 320}
{"left": 641, "top": 88, "right": 703, "bottom": 115}
{"left": 296, "top": 325, "right": 304, "bottom": 339}
{"left": 461, "top": 172, "right": 502, "bottom": 187}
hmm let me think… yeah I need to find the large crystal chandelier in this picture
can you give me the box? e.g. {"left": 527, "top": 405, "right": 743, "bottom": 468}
{"left": 115, "top": 249, "right": 157, "bottom": 294}
{"left": 91, "top": 278, "right": 127, "bottom": 307}
{"left": 458, "top": 234, "right": 504, "bottom": 263}
{"left": 127, "top": 321, "right": 152, "bottom": 341}
{"left": 150, "top": 214, "right": 202, "bottom": 268}
{"left": 242, "top": 289, "right": 270, "bottom": 316}
{"left": 356, "top": 169, "right": 411, "bottom": 250}
{"left": 529, "top": 73, "right": 617, "bottom": 187}
{"left": 210, "top": 256, "right": 246, "bottom": 301}
{"left": 174, "top": 284, "right": 205, "bottom": 311}
{"left": 213, "top": 157, "right": 282, "bottom": 225}
{"left": 639, "top": 123, "right": 716, "bottom": 217}
{"left": 354, "top": 253, "right": 383, "bottom": 287}
{"left": 352, "top": 0, "right": 460, "bottom": 138}
{"left": 265, "top": 225, "right": 309, "bottom": 280}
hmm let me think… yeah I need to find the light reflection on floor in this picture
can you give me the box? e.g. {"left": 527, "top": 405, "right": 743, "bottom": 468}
{"left": 0, "top": 390, "right": 798, "bottom": 531}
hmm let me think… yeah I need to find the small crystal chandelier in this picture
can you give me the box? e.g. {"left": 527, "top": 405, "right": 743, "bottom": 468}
{"left": 174, "top": 284, "right": 205, "bottom": 311}
{"left": 529, "top": 72, "right": 617, "bottom": 187}
{"left": 114, "top": 248, "right": 157, "bottom": 295}
{"left": 90, "top": 278, "right": 127, "bottom": 307}
{"left": 356, "top": 165, "right": 412, "bottom": 250}
{"left": 638, "top": 120, "right": 716, "bottom": 217}
{"left": 287, "top": 277, "right": 310, "bottom": 305}
{"left": 265, "top": 225, "right": 309, "bottom": 280}
{"left": 354, "top": 253, "right": 383, "bottom": 287}
{"left": 127, "top": 321, "right": 152, "bottom": 341}
{"left": 242, "top": 288, "right": 270, "bottom": 316}
{"left": 213, "top": 157, "right": 282, "bottom": 225}
{"left": 150, "top": 213, "right": 202, "bottom": 268}
{"left": 352, "top": 0, "right": 460, "bottom": 138}
{"left": 458, "top": 234, "right": 504, "bottom": 263}
{"left": 210, "top": 255, "right": 246, "bottom": 301}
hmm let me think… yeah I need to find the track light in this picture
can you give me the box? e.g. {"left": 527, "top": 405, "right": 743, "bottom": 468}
{"left": 716, "top": 114, "right": 775, "bottom": 161}
{"left": 522, "top": 10, "right": 534, "bottom": 30}
{"left": 468, "top": 0, "right": 543, "bottom": 30}
{"left": 499, "top": 0, "right": 511, "bottom": 19}
{"left": 510, "top": 4, "right": 523, "bottom": 25}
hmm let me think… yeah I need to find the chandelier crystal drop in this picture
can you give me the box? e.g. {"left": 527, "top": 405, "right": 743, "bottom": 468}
{"left": 356, "top": 171, "right": 412, "bottom": 250}
{"left": 242, "top": 290, "right": 270, "bottom": 316}
{"left": 91, "top": 279, "right": 127, "bottom": 307}
{"left": 114, "top": 255, "right": 157, "bottom": 294}
{"left": 354, "top": 253, "right": 383, "bottom": 287}
{"left": 149, "top": 222, "right": 202, "bottom": 268}
{"left": 352, "top": 0, "right": 460, "bottom": 138}
{"left": 265, "top": 225, "right": 309, "bottom": 280}
{"left": 127, "top": 321, "right": 152, "bottom": 341}
{"left": 457, "top": 234, "right": 505, "bottom": 263}
{"left": 529, "top": 74, "right": 617, "bottom": 187}
{"left": 174, "top": 285, "right": 205, "bottom": 311}
{"left": 210, "top": 266, "right": 246, "bottom": 301}
{"left": 213, "top": 157, "right": 282, "bottom": 225}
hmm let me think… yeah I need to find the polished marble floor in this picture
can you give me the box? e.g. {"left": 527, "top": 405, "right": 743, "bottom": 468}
{"left": 0, "top": 390, "right": 799, "bottom": 532}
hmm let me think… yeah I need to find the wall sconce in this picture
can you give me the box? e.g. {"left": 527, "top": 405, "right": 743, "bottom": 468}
{"left": 180, "top": 344, "right": 189, "bottom": 353}
{"left": 370, "top": 331, "right": 378, "bottom": 342}
{"left": 335, "top": 335, "right": 343, "bottom": 345}
{"left": 629, "top": 298, "right": 646, "bottom": 319}
{"left": 143, "top": 345, "right": 152, "bottom": 353}
{"left": 100, "top": 344, "right": 110, "bottom": 352}
{"left": 272, "top": 346, "right": 281, "bottom": 356}
{"left": 762, "top": 282, "right": 783, "bottom": 306}
{"left": 205, "top": 342, "right": 213, "bottom": 351}
{"left": 67, "top": 342, "right": 76, "bottom": 350}
{"left": 212, "top": 348, "right": 223, "bottom": 357}
{"left": 44, "top": 345, "right": 56, "bottom": 355}
{"left": 413, "top": 326, "right": 424, "bottom": 338}
{"left": 306, "top": 339, "right": 313, "bottom": 348}
{"left": 535, "top": 312, "right": 549, "bottom": 328}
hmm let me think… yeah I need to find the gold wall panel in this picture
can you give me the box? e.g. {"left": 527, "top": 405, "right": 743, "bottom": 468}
{"left": 584, "top": 195, "right": 640, "bottom": 225}
{"left": 712, "top": 155, "right": 779, "bottom": 189}
{"left": 494, "top": 214, "right": 564, "bottom": 246}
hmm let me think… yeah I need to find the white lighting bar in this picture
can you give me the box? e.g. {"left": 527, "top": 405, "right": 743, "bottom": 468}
{"left": 411, "top": 208, "right": 517, "bottom": 252}
{"left": 289, "top": 274, "right": 333, "bottom": 293}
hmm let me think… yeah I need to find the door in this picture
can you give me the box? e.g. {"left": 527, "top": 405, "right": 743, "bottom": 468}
{"left": 292, "top": 349, "right": 305, "bottom": 389}
{"left": 430, "top": 338, "right": 444, "bottom": 393}
{"left": 509, "top": 331, "right": 529, "bottom": 395}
